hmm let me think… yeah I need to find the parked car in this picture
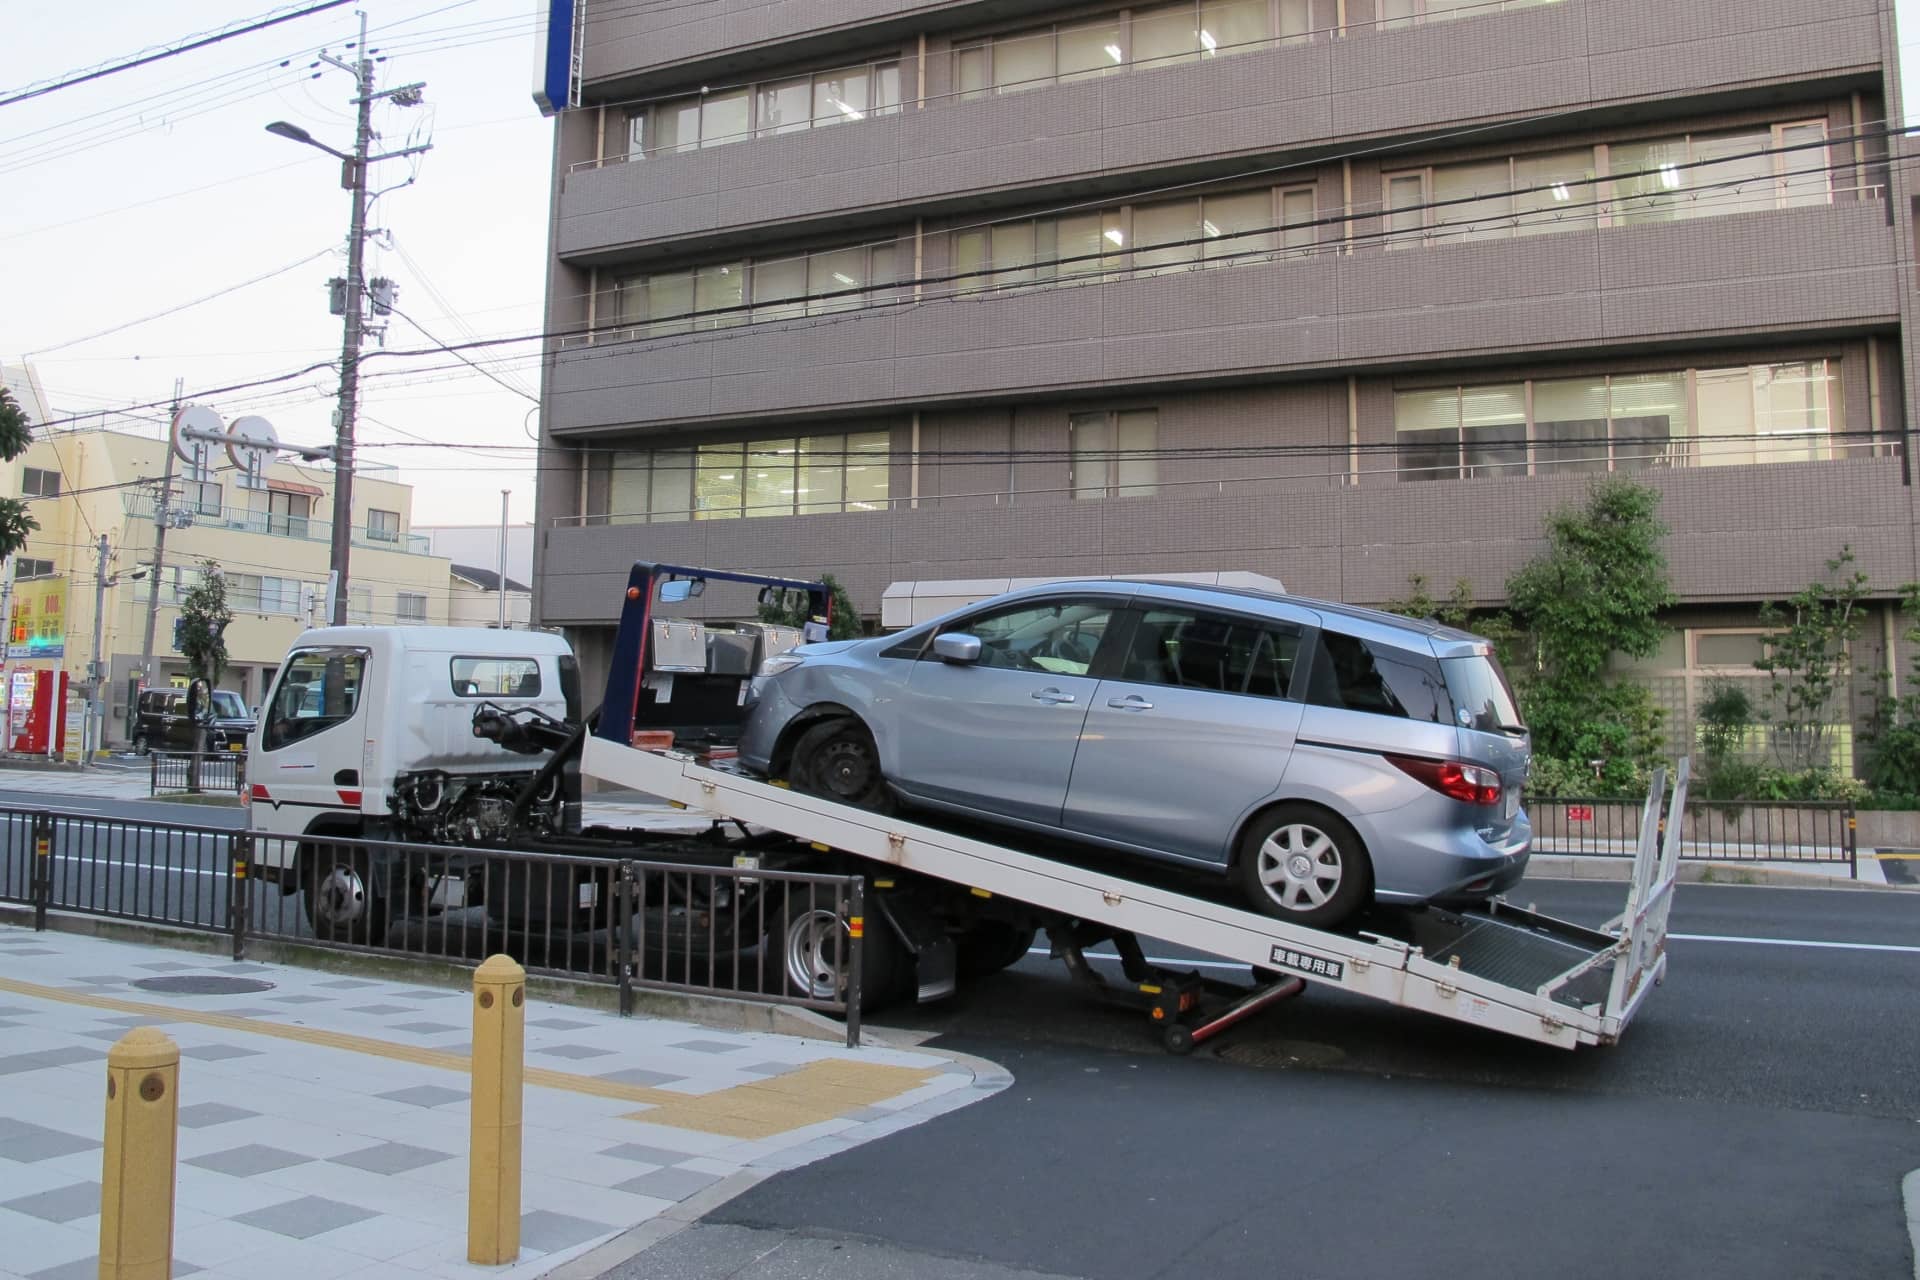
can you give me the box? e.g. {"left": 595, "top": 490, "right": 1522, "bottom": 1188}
{"left": 132, "top": 688, "right": 257, "bottom": 754}
{"left": 739, "top": 580, "right": 1531, "bottom": 928}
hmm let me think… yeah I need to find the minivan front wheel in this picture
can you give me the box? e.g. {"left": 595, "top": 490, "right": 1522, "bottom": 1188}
{"left": 1236, "top": 805, "right": 1371, "bottom": 929}
{"left": 791, "top": 718, "right": 895, "bottom": 814}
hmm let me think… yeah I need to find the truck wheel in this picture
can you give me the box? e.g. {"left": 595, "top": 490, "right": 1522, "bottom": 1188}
{"left": 770, "top": 899, "right": 904, "bottom": 1014}
{"left": 302, "top": 847, "right": 390, "bottom": 945}
{"left": 790, "top": 718, "right": 895, "bottom": 814}
{"left": 1235, "top": 804, "right": 1371, "bottom": 930}
{"left": 955, "top": 921, "right": 1037, "bottom": 978}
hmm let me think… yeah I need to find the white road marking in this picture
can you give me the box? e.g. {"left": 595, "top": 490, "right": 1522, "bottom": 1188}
{"left": 49, "top": 855, "right": 224, "bottom": 878}
{"left": 1668, "top": 932, "right": 1920, "bottom": 954}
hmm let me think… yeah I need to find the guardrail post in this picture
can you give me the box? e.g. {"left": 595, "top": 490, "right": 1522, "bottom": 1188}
{"left": 468, "top": 955, "right": 525, "bottom": 1265}
{"left": 615, "top": 862, "right": 635, "bottom": 1018}
{"left": 1845, "top": 803, "right": 1858, "bottom": 879}
{"left": 99, "top": 1028, "right": 179, "bottom": 1280}
{"left": 30, "top": 809, "right": 51, "bottom": 931}
{"left": 229, "top": 831, "right": 252, "bottom": 962}
{"left": 148, "top": 750, "right": 157, "bottom": 797}
{"left": 844, "top": 878, "right": 864, "bottom": 1050}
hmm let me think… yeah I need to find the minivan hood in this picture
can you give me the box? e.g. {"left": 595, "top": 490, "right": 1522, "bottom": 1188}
{"left": 792, "top": 640, "right": 860, "bottom": 659}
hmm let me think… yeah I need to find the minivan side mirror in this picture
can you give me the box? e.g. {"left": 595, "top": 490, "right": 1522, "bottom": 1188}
{"left": 932, "top": 633, "right": 982, "bottom": 664}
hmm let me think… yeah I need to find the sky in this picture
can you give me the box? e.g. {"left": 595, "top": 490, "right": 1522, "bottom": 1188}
{"left": 1, "top": 0, "right": 555, "bottom": 527}
{"left": 4, "top": 0, "right": 1920, "bottom": 529}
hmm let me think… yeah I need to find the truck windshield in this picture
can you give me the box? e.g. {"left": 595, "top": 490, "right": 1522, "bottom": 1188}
{"left": 263, "top": 647, "right": 367, "bottom": 751}
{"left": 1440, "top": 653, "right": 1524, "bottom": 735}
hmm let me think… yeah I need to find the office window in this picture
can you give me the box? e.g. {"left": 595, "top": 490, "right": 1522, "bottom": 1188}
{"left": 1387, "top": 148, "right": 1595, "bottom": 246}
{"left": 695, "top": 444, "right": 745, "bottom": 520}
{"left": 1071, "top": 410, "right": 1158, "bottom": 498}
{"left": 1612, "top": 123, "right": 1828, "bottom": 226}
{"left": 268, "top": 490, "right": 312, "bottom": 538}
{"left": 1398, "top": 362, "right": 1835, "bottom": 480}
{"left": 14, "top": 558, "right": 55, "bottom": 580}
{"left": 21, "top": 467, "right": 59, "bottom": 498}
{"left": 955, "top": 192, "right": 1279, "bottom": 295}
{"left": 396, "top": 592, "right": 428, "bottom": 623}
{"left": 1380, "top": 0, "right": 1561, "bottom": 30}
{"left": 617, "top": 434, "right": 888, "bottom": 521}
{"left": 367, "top": 508, "right": 400, "bottom": 542}
{"left": 1280, "top": 187, "right": 1318, "bottom": 251}
{"left": 628, "top": 61, "right": 901, "bottom": 157}
{"left": 613, "top": 242, "right": 899, "bottom": 336}
{"left": 955, "top": 0, "right": 1297, "bottom": 99}
{"left": 348, "top": 587, "right": 373, "bottom": 624}
{"left": 227, "top": 573, "right": 263, "bottom": 612}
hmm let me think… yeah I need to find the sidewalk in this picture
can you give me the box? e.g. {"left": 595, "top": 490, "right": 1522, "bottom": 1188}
{"left": 0, "top": 925, "right": 1009, "bottom": 1280}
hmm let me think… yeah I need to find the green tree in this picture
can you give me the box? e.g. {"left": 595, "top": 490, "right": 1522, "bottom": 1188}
{"left": 1754, "top": 546, "right": 1870, "bottom": 772}
{"left": 0, "top": 387, "right": 42, "bottom": 561}
{"left": 1504, "top": 477, "right": 1676, "bottom": 785}
{"left": 177, "top": 559, "right": 232, "bottom": 685}
{"left": 759, "top": 572, "right": 862, "bottom": 641}
{"left": 1380, "top": 573, "right": 1522, "bottom": 671}
{"left": 1863, "top": 581, "right": 1920, "bottom": 797}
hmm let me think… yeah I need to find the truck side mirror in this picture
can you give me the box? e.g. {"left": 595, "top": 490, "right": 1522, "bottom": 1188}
{"left": 657, "top": 580, "right": 693, "bottom": 603}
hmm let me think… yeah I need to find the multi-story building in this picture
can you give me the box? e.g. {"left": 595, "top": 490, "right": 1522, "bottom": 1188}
{"left": 7, "top": 423, "right": 454, "bottom": 746}
{"left": 531, "top": 0, "right": 1920, "bottom": 761}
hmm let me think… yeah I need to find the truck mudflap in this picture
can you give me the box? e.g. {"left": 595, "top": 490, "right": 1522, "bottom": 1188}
{"left": 581, "top": 735, "right": 1685, "bottom": 1050}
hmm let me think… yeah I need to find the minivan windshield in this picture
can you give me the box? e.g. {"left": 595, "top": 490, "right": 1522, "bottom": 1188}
{"left": 1441, "top": 653, "right": 1524, "bottom": 735}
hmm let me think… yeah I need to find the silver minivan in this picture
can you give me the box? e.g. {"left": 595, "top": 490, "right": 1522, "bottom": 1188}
{"left": 740, "top": 580, "right": 1530, "bottom": 928}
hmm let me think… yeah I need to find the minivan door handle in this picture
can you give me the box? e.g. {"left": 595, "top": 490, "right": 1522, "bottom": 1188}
{"left": 1106, "top": 695, "right": 1154, "bottom": 711}
{"left": 1030, "top": 688, "right": 1077, "bottom": 705}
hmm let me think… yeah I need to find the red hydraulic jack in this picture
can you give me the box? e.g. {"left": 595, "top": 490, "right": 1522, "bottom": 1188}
{"left": 1051, "top": 925, "right": 1306, "bottom": 1055}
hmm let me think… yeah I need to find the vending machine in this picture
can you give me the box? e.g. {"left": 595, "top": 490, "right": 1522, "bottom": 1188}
{"left": 8, "top": 669, "right": 68, "bottom": 756}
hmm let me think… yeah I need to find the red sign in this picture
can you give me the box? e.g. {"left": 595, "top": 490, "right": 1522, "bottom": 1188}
{"left": 1566, "top": 805, "right": 1594, "bottom": 823}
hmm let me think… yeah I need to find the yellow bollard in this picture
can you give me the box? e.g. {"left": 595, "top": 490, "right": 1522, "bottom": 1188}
{"left": 467, "top": 954, "right": 525, "bottom": 1265}
{"left": 98, "top": 1027, "right": 180, "bottom": 1280}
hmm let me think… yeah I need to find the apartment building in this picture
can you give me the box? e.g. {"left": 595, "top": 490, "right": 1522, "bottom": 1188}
{"left": 9, "top": 424, "right": 454, "bottom": 744}
{"left": 531, "top": 0, "right": 1920, "bottom": 757}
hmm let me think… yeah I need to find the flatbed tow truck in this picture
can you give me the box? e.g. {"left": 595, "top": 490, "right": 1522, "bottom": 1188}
{"left": 249, "top": 561, "right": 1681, "bottom": 1053}
{"left": 573, "top": 563, "right": 1683, "bottom": 1053}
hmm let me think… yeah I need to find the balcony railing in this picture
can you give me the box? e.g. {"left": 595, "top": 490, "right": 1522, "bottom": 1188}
{"left": 119, "top": 492, "right": 433, "bottom": 555}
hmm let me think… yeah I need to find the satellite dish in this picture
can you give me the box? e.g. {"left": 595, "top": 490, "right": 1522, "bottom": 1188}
{"left": 227, "top": 415, "right": 279, "bottom": 489}
{"left": 170, "top": 405, "right": 224, "bottom": 465}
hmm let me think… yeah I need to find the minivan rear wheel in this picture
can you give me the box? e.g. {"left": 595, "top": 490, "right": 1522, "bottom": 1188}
{"left": 1235, "top": 805, "right": 1371, "bottom": 929}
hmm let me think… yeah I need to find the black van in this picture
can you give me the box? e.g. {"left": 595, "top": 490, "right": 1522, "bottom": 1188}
{"left": 132, "top": 688, "right": 257, "bottom": 754}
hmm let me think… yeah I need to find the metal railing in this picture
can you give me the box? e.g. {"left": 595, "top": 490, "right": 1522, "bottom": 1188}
{"left": 149, "top": 751, "right": 246, "bottom": 797}
{"left": 1527, "top": 795, "right": 1856, "bottom": 876}
{"left": 0, "top": 808, "right": 865, "bottom": 1045}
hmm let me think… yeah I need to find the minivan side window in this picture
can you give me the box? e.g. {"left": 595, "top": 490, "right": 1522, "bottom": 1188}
{"left": 1305, "top": 631, "right": 1451, "bottom": 723}
{"left": 935, "top": 600, "right": 1116, "bottom": 675}
{"left": 263, "top": 647, "right": 367, "bottom": 750}
{"left": 1120, "top": 608, "right": 1300, "bottom": 698}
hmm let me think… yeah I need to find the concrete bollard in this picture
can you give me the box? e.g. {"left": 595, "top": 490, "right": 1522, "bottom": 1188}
{"left": 99, "top": 1027, "right": 180, "bottom": 1280}
{"left": 467, "top": 954, "right": 525, "bottom": 1265}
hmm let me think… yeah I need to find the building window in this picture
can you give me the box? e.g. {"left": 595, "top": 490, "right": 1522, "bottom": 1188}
{"left": 396, "top": 592, "right": 428, "bottom": 623}
{"left": 1071, "top": 410, "right": 1158, "bottom": 498}
{"left": 368, "top": 508, "right": 400, "bottom": 543}
{"left": 267, "top": 490, "right": 311, "bottom": 538}
{"left": 612, "top": 242, "right": 900, "bottom": 337}
{"left": 626, "top": 61, "right": 901, "bottom": 157}
{"left": 1379, "top": 0, "right": 1561, "bottom": 31}
{"left": 348, "top": 587, "right": 373, "bottom": 624}
{"left": 13, "top": 558, "right": 55, "bottom": 579}
{"left": 1612, "top": 122, "right": 1830, "bottom": 226}
{"left": 956, "top": 0, "right": 1315, "bottom": 99}
{"left": 21, "top": 467, "right": 59, "bottom": 498}
{"left": 1395, "top": 361, "right": 1842, "bottom": 481}
{"left": 608, "top": 433, "right": 890, "bottom": 523}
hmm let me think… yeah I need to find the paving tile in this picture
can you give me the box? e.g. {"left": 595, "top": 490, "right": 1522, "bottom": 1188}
{"left": 669, "top": 1038, "right": 749, "bottom": 1054}
{"left": 230, "top": 1194, "right": 373, "bottom": 1241}
{"left": 176, "top": 1102, "right": 261, "bottom": 1129}
{"left": 326, "top": 1142, "right": 454, "bottom": 1175}
{"left": 598, "top": 1142, "right": 697, "bottom": 1167}
{"left": 29, "top": 1258, "right": 202, "bottom": 1279}
{"left": 0, "top": 1005, "right": 40, "bottom": 1016}
{"left": 612, "top": 1166, "right": 722, "bottom": 1201}
{"left": 518, "top": 1209, "right": 617, "bottom": 1254}
{"left": 342, "top": 1003, "right": 416, "bottom": 1015}
{"left": 264, "top": 995, "right": 330, "bottom": 1006}
{"left": 67, "top": 975, "right": 133, "bottom": 986}
{"left": 170, "top": 1218, "right": 293, "bottom": 1267}
{"left": 133, "top": 962, "right": 201, "bottom": 973}
{"left": 395, "top": 988, "right": 463, "bottom": 1000}
{"left": 0, "top": 1211, "right": 93, "bottom": 1275}
{"left": 2, "top": 1182, "right": 101, "bottom": 1224}
{"left": 0, "top": 948, "right": 59, "bottom": 956}
{"left": 286, "top": 1210, "right": 446, "bottom": 1262}
{"left": 218, "top": 964, "right": 274, "bottom": 974}
{"left": 312, "top": 979, "right": 380, "bottom": 990}
{"left": 534, "top": 1043, "right": 615, "bottom": 1061}
{"left": 179, "top": 1044, "right": 262, "bottom": 1061}
{"left": 185, "top": 1144, "right": 314, "bottom": 1177}
{"left": 0, "top": 1048, "right": 97, "bottom": 1075}
{"left": 595, "top": 1067, "right": 682, "bottom": 1088}
{"left": 387, "top": 1021, "right": 461, "bottom": 1035}
{"left": 0, "top": 1121, "right": 99, "bottom": 1163}
{"left": 526, "top": 1017, "right": 594, "bottom": 1030}
{"left": 377, "top": 1084, "right": 467, "bottom": 1109}
{"left": 202, "top": 1236, "right": 379, "bottom": 1280}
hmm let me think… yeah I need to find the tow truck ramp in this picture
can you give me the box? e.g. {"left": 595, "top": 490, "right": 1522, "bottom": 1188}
{"left": 585, "top": 736, "right": 1685, "bottom": 1050}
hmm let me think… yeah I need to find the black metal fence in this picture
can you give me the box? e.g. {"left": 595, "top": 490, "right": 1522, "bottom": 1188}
{"left": 0, "top": 806, "right": 865, "bottom": 1044}
{"left": 149, "top": 751, "right": 246, "bottom": 797}
{"left": 1528, "top": 795, "right": 1856, "bottom": 876}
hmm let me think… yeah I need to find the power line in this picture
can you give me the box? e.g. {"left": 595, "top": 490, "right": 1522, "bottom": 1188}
{"left": 25, "top": 248, "right": 338, "bottom": 356}
{"left": 0, "top": 0, "right": 357, "bottom": 109}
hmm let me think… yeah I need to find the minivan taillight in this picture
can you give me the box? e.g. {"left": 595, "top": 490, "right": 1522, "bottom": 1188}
{"left": 1385, "top": 754, "right": 1502, "bottom": 806}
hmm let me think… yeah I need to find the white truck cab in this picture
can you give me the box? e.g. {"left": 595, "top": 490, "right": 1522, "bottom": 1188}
{"left": 246, "top": 626, "right": 579, "bottom": 868}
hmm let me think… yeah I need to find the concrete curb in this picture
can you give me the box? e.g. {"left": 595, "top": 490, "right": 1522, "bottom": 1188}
{"left": 1525, "top": 855, "right": 1916, "bottom": 891}
{"left": 1906, "top": 1169, "right": 1920, "bottom": 1280}
{"left": 0, "top": 906, "right": 857, "bottom": 1044}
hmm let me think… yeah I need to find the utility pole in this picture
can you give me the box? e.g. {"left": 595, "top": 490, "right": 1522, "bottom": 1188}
{"left": 325, "top": 14, "right": 373, "bottom": 628}
{"left": 497, "top": 490, "right": 510, "bottom": 629}
{"left": 138, "top": 378, "right": 184, "bottom": 713}
{"left": 87, "top": 533, "right": 108, "bottom": 766}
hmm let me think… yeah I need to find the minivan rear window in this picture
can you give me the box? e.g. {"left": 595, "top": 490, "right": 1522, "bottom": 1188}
{"left": 1441, "top": 653, "right": 1524, "bottom": 735}
{"left": 1304, "top": 631, "right": 1451, "bottom": 723}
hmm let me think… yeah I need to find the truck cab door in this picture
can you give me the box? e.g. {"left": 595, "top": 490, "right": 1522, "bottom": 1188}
{"left": 251, "top": 646, "right": 371, "bottom": 835}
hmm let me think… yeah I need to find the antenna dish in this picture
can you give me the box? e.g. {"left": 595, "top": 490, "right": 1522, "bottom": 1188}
{"left": 227, "top": 415, "right": 280, "bottom": 488}
{"left": 170, "top": 405, "right": 223, "bottom": 464}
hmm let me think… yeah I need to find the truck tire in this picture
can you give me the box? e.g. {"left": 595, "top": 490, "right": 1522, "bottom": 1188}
{"left": 955, "top": 920, "right": 1037, "bottom": 978}
{"left": 769, "top": 898, "right": 905, "bottom": 1014}
{"left": 790, "top": 718, "right": 895, "bottom": 814}
{"left": 302, "top": 846, "right": 390, "bottom": 946}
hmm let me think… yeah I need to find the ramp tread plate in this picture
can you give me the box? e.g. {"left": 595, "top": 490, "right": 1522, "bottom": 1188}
{"left": 1429, "top": 919, "right": 1613, "bottom": 1009}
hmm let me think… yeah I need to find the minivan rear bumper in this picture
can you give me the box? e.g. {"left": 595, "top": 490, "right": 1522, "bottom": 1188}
{"left": 1367, "top": 806, "right": 1532, "bottom": 906}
